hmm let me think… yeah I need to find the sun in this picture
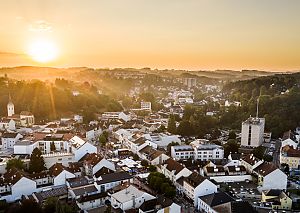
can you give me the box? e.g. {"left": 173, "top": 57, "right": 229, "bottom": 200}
{"left": 28, "top": 39, "right": 58, "bottom": 63}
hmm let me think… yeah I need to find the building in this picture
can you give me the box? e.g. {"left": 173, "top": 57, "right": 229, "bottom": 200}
{"left": 198, "top": 192, "right": 234, "bottom": 213}
{"left": 171, "top": 145, "right": 194, "bottom": 160}
{"left": 1, "top": 132, "right": 23, "bottom": 150}
{"left": 183, "top": 78, "right": 197, "bottom": 88}
{"left": 261, "top": 190, "right": 292, "bottom": 211}
{"left": 160, "top": 158, "right": 192, "bottom": 183}
{"left": 111, "top": 185, "right": 155, "bottom": 211}
{"left": 241, "top": 117, "right": 265, "bottom": 147}
{"left": 140, "top": 101, "right": 152, "bottom": 111}
{"left": 7, "top": 95, "right": 14, "bottom": 117}
{"left": 241, "top": 154, "right": 263, "bottom": 174}
{"left": 183, "top": 172, "right": 217, "bottom": 207}
{"left": 171, "top": 143, "right": 224, "bottom": 161}
{"left": 253, "top": 162, "right": 287, "bottom": 191}
{"left": 139, "top": 197, "right": 181, "bottom": 213}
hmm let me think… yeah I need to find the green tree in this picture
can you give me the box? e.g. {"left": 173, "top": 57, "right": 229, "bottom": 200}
{"left": 29, "top": 148, "right": 46, "bottom": 173}
{"left": 224, "top": 139, "right": 240, "bottom": 157}
{"left": 167, "top": 114, "right": 177, "bottom": 134}
{"left": 149, "top": 165, "right": 157, "bottom": 172}
{"left": 252, "top": 146, "right": 266, "bottom": 159}
{"left": 99, "top": 134, "right": 107, "bottom": 147}
{"left": 141, "top": 160, "right": 149, "bottom": 167}
{"left": 228, "top": 131, "right": 236, "bottom": 139}
{"left": 50, "top": 141, "right": 56, "bottom": 152}
{"left": 6, "top": 158, "right": 25, "bottom": 170}
{"left": 177, "top": 120, "right": 194, "bottom": 136}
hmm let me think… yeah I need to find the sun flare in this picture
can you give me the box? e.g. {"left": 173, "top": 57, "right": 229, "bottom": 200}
{"left": 28, "top": 39, "right": 58, "bottom": 63}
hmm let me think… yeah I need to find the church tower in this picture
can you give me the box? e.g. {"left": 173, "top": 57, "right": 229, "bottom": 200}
{"left": 7, "top": 94, "right": 14, "bottom": 117}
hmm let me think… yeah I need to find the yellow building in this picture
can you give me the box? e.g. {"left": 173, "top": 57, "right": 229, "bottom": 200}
{"left": 262, "top": 190, "right": 292, "bottom": 210}
{"left": 280, "top": 145, "right": 300, "bottom": 170}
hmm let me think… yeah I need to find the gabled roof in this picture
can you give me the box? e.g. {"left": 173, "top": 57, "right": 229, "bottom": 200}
{"left": 164, "top": 158, "right": 184, "bottom": 175}
{"left": 94, "top": 167, "right": 114, "bottom": 178}
{"left": 253, "top": 162, "right": 278, "bottom": 177}
{"left": 241, "top": 154, "right": 261, "bottom": 166}
{"left": 77, "top": 192, "right": 108, "bottom": 203}
{"left": 80, "top": 153, "right": 103, "bottom": 167}
{"left": 49, "top": 163, "right": 73, "bottom": 177}
{"left": 263, "top": 189, "right": 282, "bottom": 197}
{"left": 184, "top": 172, "right": 206, "bottom": 188}
{"left": 231, "top": 201, "right": 257, "bottom": 213}
{"left": 96, "top": 172, "right": 132, "bottom": 185}
{"left": 199, "top": 192, "right": 234, "bottom": 207}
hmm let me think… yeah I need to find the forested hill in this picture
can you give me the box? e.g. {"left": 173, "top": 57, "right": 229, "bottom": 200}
{"left": 222, "top": 72, "right": 300, "bottom": 138}
{"left": 0, "top": 78, "right": 123, "bottom": 123}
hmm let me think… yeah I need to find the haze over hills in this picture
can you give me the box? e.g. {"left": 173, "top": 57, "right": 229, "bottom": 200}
{"left": 0, "top": 66, "right": 293, "bottom": 82}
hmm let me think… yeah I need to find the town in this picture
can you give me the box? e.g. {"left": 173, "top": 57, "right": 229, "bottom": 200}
{"left": 0, "top": 69, "right": 299, "bottom": 213}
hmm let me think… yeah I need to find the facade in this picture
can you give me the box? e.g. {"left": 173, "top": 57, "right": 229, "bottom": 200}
{"left": 140, "top": 101, "right": 152, "bottom": 111}
{"left": 262, "top": 190, "right": 292, "bottom": 211}
{"left": 111, "top": 185, "right": 155, "bottom": 211}
{"left": 241, "top": 117, "right": 265, "bottom": 147}
{"left": 253, "top": 162, "right": 287, "bottom": 191}
{"left": 160, "top": 158, "right": 192, "bottom": 183}
{"left": 198, "top": 192, "right": 234, "bottom": 213}
{"left": 183, "top": 172, "right": 217, "bottom": 207}
{"left": 183, "top": 78, "right": 197, "bottom": 88}
{"left": 1, "top": 132, "right": 23, "bottom": 150}
{"left": 280, "top": 145, "right": 300, "bottom": 170}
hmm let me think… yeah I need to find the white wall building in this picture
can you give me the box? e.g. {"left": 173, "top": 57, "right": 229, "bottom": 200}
{"left": 241, "top": 117, "right": 265, "bottom": 147}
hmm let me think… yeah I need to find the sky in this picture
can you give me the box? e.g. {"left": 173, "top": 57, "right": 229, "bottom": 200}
{"left": 0, "top": 0, "right": 300, "bottom": 71}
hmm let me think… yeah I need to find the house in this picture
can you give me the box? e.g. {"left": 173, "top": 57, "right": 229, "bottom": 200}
{"left": 240, "top": 154, "right": 263, "bottom": 173}
{"left": 183, "top": 172, "right": 217, "bottom": 207}
{"left": 280, "top": 145, "right": 300, "bottom": 170}
{"left": 138, "top": 145, "right": 169, "bottom": 165}
{"left": 160, "top": 158, "right": 192, "bottom": 183}
{"left": 261, "top": 190, "right": 292, "bottom": 210}
{"left": 0, "top": 168, "right": 37, "bottom": 202}
{"left": 1, "top": 132, "right": 23, "bottom": 150}
{"left": 139, "top": 196, "right": 181, "bottom": 213}
{"left": 14, "top": 140, "right": 38, "bottom": 155}
{"left": 19, "top": 111, "right": 35, "bottom": 127}
{"left": 253, "top": 162, "right": 287, "bottom": 190}
{"left": 226, "top": 153, "right": 241, "bottom": 167}
{"left": 94, "top": 172, "right": 133, "bottom": 192}
{"left": 0, "top": 118, "right": 15, "bottom": 131}
{"left": 80, "top": 153, "right": 115, "bottom": 176}
{"left": 198, "top": 192, "right": 234, "bottom": 213}
{"left": 48, "top": 163, "right": 76, "bottom": 186}
{"left": 204, "top": 166, "right": 226, "bottom": 177}
{"left": 32, "top": 186, "right": 68, "bottom": 203}
{"left": 101, "top": 112, "right": 131, "bottom": 122}
{"left": 226, "top": 165, "right": 247, "bottom": 176}
{"left": 144, "top": 133, "right": 181, "bottom": 148}
{"left": 76, "top": 192, "right": 108, "bottom": 211}
{"left": 190, "top": 142, "right": 224, "bottom": 161}
{"left": 111, "top": 185, "right": 155, "bottom": 211}
{"left": 281, "top": 130, "right": 299, "bottom": 149}
{"left": 69, "top": 136, "right": 97, "bottom": 161}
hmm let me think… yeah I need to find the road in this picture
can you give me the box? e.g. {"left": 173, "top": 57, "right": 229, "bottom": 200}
{"left": 273, "top": 140, "right": 281, "bottom": 167}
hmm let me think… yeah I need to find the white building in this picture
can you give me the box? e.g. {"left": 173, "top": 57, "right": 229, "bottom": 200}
{"left": 171, "top": 143, "right": 224, "bottom": 161}
{"left": 241, "top": 117, "right": 265, "bottom": 147}
{"left": 111, "top": 185, "right": 155, "bottom": 211}
{"left": 160, "top": 158, "right": 192, "bottom": 183}
{"left": 7, "top": 95, "right": 14, "bottom": 117}
{"left": 1, "top": 132, "right": 23, "bottom": 150}
{"left": 183, "top": 172, "right": 217, "bottom": 207}
{"left": 140, "top": 101, "right": 152, "bottom": 111}
{"left": 171, "top": 145, "right": 194, "bottom": 160}
{"left": 253, "top": 162, "right": 287, "bottom": 191}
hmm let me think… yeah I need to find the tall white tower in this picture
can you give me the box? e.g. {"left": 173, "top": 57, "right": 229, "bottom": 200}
{"left": 7, "top": 94, "right": 14, "bottom": 117}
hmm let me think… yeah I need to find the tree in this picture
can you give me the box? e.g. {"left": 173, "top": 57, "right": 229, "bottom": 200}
{"left": 224, "top": 139, "right": 240, "bottom": 157}
{"left": 132, "top": 154, "right": 139, "bottom": 161}
{"left": 99, "top": 134, "right": 107, "bottom": 147}
{"left": 6, "top": 158, "right": 25, "bottom": 170}
{"left": 50, "top": 141, "right": 56, "bottom": 152}
{"left": 149, "top": 165, "right": 157, "bottom": 172}
{"left": 141, "top": 160, "right": 149, "bottom": 167}
{"left": 29, "top": 148, "right": 46, "bottom": 173}
{"left": 167, "top": 114, "right": 177, "bottom": 134}
{"left": 252, "top": 146, "right": 266, "bottom": 159}
{"left": 177, "top": 120, "right": 194, "bottom": 136}
{"left": 228, "top": 131, "right": 236, "bottom": 140}
{"left": 6, "top": 199, "right": 43, "bottom": 213}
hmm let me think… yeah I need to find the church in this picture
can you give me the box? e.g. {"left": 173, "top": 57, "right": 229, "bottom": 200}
{"left": 0, "top": 95, "right": 35, "bottom": 130}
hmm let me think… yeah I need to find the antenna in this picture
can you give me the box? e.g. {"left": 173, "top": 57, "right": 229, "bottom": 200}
{"left": 256, "top": 97, "right": 259, "bottom": 118}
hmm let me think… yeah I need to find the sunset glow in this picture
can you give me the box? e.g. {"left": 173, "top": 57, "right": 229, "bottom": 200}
{"left": 28, "top": 39, "right": 58, "bottom": 63}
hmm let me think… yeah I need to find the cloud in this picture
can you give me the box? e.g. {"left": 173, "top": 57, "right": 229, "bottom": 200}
{"left": 29, "top": 20, "right": 53, "bottom": 32}
{"left": 0, "top": 51, "right": 25, "bottom": 57}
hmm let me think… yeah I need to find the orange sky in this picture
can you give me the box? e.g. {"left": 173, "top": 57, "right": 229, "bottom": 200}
{"left": 1, "top": 0, "right": 300, "bottom": 71}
